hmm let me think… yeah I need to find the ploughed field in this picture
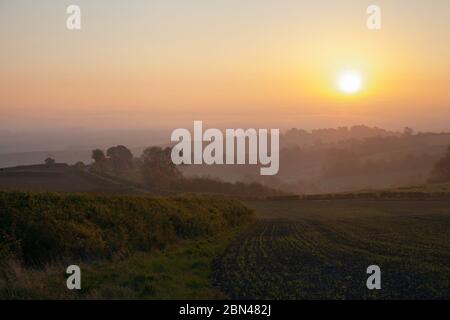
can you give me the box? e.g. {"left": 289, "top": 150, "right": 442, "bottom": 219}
{"left": 214, "top": 199, "right": 450, "bottom": 299}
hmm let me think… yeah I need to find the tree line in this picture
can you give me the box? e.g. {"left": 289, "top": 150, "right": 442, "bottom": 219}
{"left": 89, "top": 145, "right": 285, "bottom": 197}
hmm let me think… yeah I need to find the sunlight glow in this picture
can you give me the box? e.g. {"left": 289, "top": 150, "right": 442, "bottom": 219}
{"left": 338, "top": 71, "right": 363, "bottom": 94}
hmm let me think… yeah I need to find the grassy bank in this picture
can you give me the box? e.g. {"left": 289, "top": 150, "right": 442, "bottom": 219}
{"left": 1, "top": 231, "right": 241, "bottom": 299}
{"left": 0, "top": 191, "right": 253, "bottom": 265}
{"left": 0, "top": 191, "right": 253, "bottom": 299}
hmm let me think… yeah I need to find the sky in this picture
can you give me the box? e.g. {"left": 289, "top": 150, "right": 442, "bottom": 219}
{"left": 1, "top": 0, "right": 450, "bottom": 133}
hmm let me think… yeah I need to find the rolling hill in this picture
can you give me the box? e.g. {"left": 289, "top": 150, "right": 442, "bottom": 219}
{"left": 0, "top": 164, "right": 142, "bottom": 193}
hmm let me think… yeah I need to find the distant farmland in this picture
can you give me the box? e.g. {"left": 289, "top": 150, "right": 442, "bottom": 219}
{"left": 0, "top": 164, "right": 141, "bottom": 193}
{"left": 214, "top": 199, "right": 450, "bottom": 299}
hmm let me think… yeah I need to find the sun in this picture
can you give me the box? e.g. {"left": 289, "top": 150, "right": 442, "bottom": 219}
{"left": 338, "top": 71, "right": 363, "bottom": 94}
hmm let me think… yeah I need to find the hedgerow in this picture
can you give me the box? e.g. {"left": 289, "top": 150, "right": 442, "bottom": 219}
{"left": 0, "top": 191, "right": 253, "bottom": 265}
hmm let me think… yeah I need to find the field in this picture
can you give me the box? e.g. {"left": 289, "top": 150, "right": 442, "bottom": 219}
{"left": 0, "top": 165, "right": 139, "bottom": 193}
{"left": 214, "top": 199, "right": 450, "bottom": 299}
{"left": 1, "top": 189, "right": 450, "bottom": 300}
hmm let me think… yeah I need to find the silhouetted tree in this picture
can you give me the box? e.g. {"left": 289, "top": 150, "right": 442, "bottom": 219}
{"left": 74, "top": 161, "right": 85, "bottom": 169}
{"left": 141, "top": 146, "right": 181, "bottom": 189}
{"left": 106, "top": 145, "right": 133, "bottom": 172}
{"left": 91, "top": 149, "right": 106, "bottom": 163}
{"left": 428, "top": 145, "right": 450, "bottom": 183}
{"left": 44, "top": 157, "right": 55, "bottom": 165}
{"left": 404, "top": 127, "right": 414, "bottom": 136}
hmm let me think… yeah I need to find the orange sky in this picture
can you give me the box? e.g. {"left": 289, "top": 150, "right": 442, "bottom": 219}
{"left": 1, "top": 0, "right": 449, "bottom": 131}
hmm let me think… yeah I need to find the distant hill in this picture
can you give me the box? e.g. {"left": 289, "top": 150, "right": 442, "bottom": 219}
{"left": 0, "top": 150, "right": 93, "bottom": 168}
{"left": 2, "top": 128, "right": 449, "bottom": 195}
{"left": 0, "top": 164, "right": 143, "bottom": 193}
{"left": 0, "top": 163, "right": 285, "bottom": 198}
{"left": 183, "top": 132, "right": 450, "bottom": 194}
{"left": 0, "top": 147, "right": 147, "bottom": 168}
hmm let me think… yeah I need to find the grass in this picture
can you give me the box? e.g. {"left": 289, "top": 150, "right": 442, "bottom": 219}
{"left": 393, "top": 182, "right": 450, "bottom": 193}
{"left": 266, "top": 183, "right": 450, "bottom": 201}
{"left": 0, "top": 190, "right": 253, "bottom": 299}
{"left": 1, "top": 232, "right": 239, "bottom": 299}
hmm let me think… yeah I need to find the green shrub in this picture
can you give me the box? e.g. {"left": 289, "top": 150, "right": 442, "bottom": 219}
{"left": 0, "top": 191, "right": 253, "bottom": 265}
